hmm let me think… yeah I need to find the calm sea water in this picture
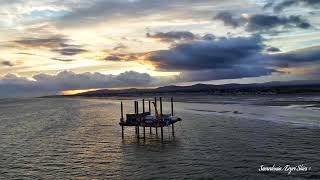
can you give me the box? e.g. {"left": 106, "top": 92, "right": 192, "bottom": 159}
{"left": 0, "top": 96, "right": 319, "bottom": 179}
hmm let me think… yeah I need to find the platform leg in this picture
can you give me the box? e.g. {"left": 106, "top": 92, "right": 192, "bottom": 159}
{"left": 161, "top": 126, "right": 163, "bottom": 141}
{"left": 137, "top": 126, "right": 140, "bottom": 138}
{"left": 143, "top": 126, "right": 146, "bottom": 139}
{"left": 121, "top": 125, "right": 124, "bottom": 138}
{"left": 149, "top": 127, "right": 152, "bottom": 134}
{"left": 172, "top": 124, "right": 174, "bottom": 137}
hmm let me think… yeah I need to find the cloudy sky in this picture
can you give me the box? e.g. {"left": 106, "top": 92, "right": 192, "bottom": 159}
{"left": 1, "top": 0, "right": 320, "bottom": 97}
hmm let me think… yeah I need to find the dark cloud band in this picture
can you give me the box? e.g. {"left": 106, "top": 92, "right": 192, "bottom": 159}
{"left": 214, "top": 12, "right": 311, "bottom": 32}
{"left": 12, "top": 35, "right": 88, "bottom": 56}
{"left": 1, "top": 61, "right": 15, "bottom": 67}
{"left": 265, "top": 0, "right": 320, "bottom": 12}
{"left": 0, "top": 71, "right": 157, "bottom": 97}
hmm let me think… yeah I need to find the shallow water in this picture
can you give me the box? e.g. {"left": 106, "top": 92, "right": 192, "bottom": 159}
{"left": 0, "top": 96, "right": 319, "bottom": 179}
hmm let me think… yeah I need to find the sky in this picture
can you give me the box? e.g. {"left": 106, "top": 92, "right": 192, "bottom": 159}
{"left": 0, "top": 0, "right": 320, "bottom": 97}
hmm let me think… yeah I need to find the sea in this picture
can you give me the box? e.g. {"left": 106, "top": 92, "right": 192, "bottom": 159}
{"left": 0, "top": 95, "right": 319, "bottom": 179}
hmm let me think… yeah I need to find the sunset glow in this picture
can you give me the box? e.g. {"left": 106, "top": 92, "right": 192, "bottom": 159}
{"left": 61, "top": 88, "right": 102, "bottom": 95}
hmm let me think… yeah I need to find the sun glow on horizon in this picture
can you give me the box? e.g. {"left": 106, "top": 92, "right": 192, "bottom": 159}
{"left": 61, "top": 86, "right": 159, "bottom": 95}
{"left": 61, "top": 88, "right": 102, "bottom": 95}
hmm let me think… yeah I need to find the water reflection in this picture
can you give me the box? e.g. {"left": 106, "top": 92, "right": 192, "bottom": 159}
{"left": 0, "top": 96, "right": 319, "bottom": 179}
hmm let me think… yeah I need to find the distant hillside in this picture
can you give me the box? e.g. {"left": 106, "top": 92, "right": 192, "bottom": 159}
{"left": 66, "top": 80, "right": 320, "bottom": 97}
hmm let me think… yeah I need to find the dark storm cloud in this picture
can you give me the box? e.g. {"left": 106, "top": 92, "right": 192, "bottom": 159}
{"left": 202, "top": 34, "right": 216, "bottom": 41}
{"left": 144, "top": 35, "right": 265, "bottom": 71}
{"left": 214, "top": 12, "right": 242, "bottom": 28}
{"left": 144, "top": 35, "right": 279, "bottom": 80}
{"left": 1, "top": 61, "right": 14, "bottom": 67}
{"left": 102, "top": 35, "right": 279, "bottom": 80}
{"left": 146, "top": 31, "right": 196, "bottom": 42}
{"left": 101, "top": 33, "right": 320, "bottom": 81}
{"left": 51, "top": 57, "right": 75, "bottom": 62}
{"left": 102, "top": 53, "right": 138, "bottom": 62}
{"left": 138, "top": 35, "right": 320, "bottom": 81}
{"left": 247, "top": 14, "right": 311, "bottom": 31}
{"left": 179, "top": 67, "right": 277, "bottom": 81}
{"left": 147, "top": 38, "right": 320, "bottom": 72}
{"left": 13, "top": 35, "right": 68, "bottom": 48}
{"left": 0, "top": 70, "right": 157, "bottom": 97}
{"left": 146, "top": 31, "right": 216, "bottom": 43}
{"left": 12, "top": 35, "right": 88, "bottom": 56}
{"left": 266, "top": 47, "right": 281, "bottom": 52}
{"left": 16, "top": 52, "right": 37, "bottom": 56}
{"left": 214, "top": 12, "right": 311, "bottom": 32}
{"left": 104, "top": 55, "right": 122, "bottom": 61}
{"left": 52, "top": 47, "right": 88, "bottom": 56}
{"left": 269, "top": 46, "right": 320, "bottom": 67}
{"left": 265, "top": 0, "right": 320, "bottom": 12}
